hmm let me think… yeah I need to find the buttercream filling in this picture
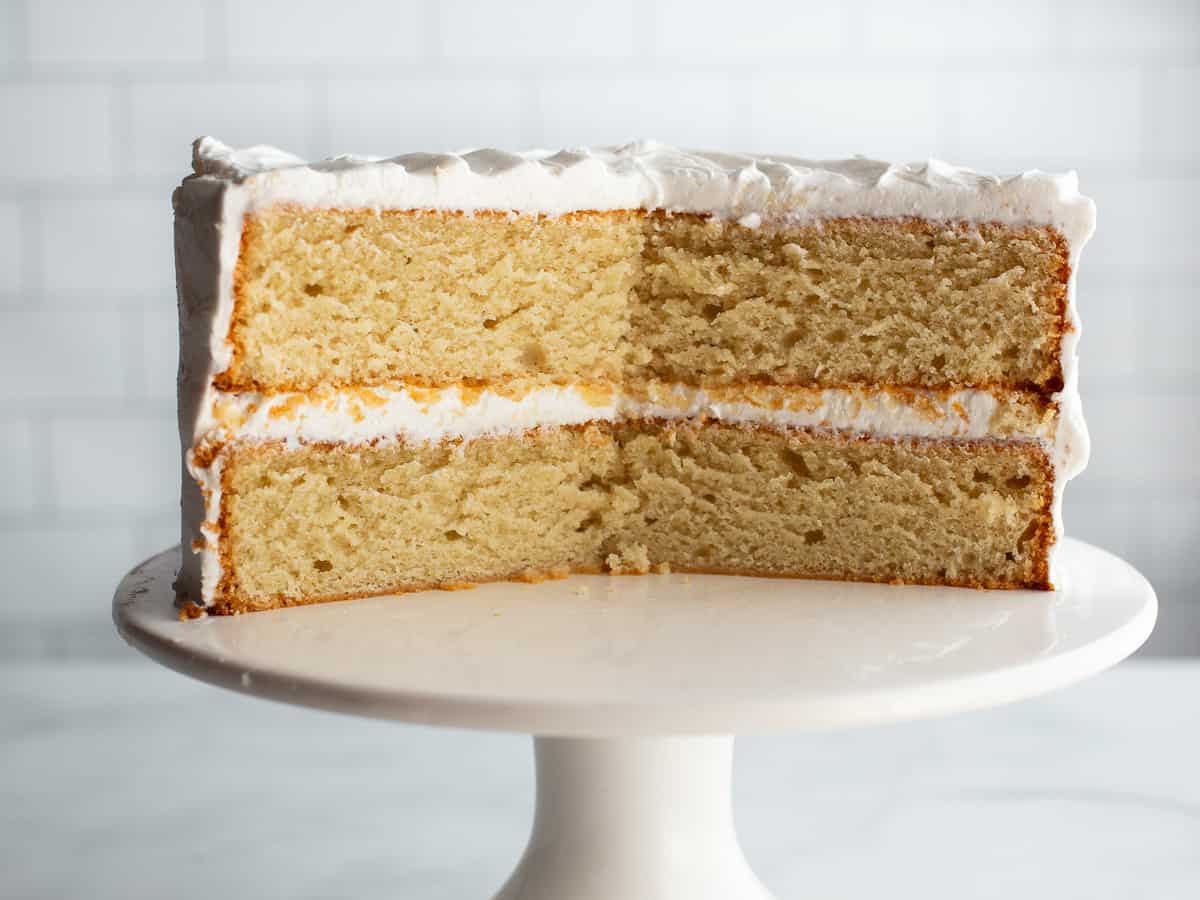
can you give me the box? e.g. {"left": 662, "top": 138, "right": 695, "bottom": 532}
{"left": 202, "top": 382, "right": 1056, "bottom": 451}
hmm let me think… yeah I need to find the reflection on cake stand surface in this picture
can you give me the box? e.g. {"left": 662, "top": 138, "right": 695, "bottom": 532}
{"left": 114, "top": 538, "right": 1155, "bottom": 900}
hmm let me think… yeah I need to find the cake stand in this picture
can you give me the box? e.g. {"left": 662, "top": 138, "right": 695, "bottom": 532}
{"left": 114, "top": 538, "right": 1155, "bottom": 900}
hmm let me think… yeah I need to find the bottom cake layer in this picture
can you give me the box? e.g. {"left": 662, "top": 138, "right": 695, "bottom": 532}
{"left": 196, "top": 421, "right": 1055, "bottom": 614}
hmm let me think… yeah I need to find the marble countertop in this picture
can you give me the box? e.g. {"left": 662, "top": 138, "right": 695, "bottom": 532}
{"left": 2, "top": 659, "right": 1197, "bottom": 899}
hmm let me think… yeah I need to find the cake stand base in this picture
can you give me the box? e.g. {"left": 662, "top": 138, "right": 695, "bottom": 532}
{"left": 496, "top": 737, "right": 769, "bottom": 900}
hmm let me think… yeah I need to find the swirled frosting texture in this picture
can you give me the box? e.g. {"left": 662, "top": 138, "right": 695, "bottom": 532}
{"left": 190, "top": 136, "right": 1095, "bottom": 247}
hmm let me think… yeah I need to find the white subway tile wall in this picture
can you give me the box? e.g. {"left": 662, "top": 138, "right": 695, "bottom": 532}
{"left": 860, "top": 0, "right": 1056, "bottom": 56}
{"left": 324, "top": 77, "right": 527, "bottom": 154}
{"left": 439, "top": 0, "right": 637, "bottom": 60}
{"left": 535, "top": 75, "right": 736, "bottom": 150}
{"left": 1080, "top": 176, "right": 1200, "bottom": 266}
{"left": 949, "top": 69, "right": 1143, "bottom": 169}
{"left": 1061, "top": 0, "right": 1200, "bottom": 55}
{"left": 39, "top": 187, "right": 172, "bottom": 296}
{"left": 0, "top": 82, "right": 115, "bottom": 177}
{"left": 4, "top": 523, "right": 142, "bottom": 616}
{"left": 28, "top": 0, "right": 207, "bottom": 67}
{"left": 1, "top": 309, "right": 127, "bottom": 401}
{"left": 1149, "top": 65, "right": 1200, "bottom": 160}
{"left": 140, "top": 305, "right": 178, "bottom": 400}
{"left": 129, "top": 79, "right": 318, "bottom": 178}
{"left": 653, "top": 0, "right": 847, "bottom": 57}
{"left": 0, "top": 418, "right": 35, "bottom": 513}
{"left": 0, "top": 0, "right": 1195, "bottom": 657}
{"left": 1, "top": 4, "right": 19, "bottom": 70}
{"left": 0, "top": 199, "right": 21, "bottom": 294}
{"left": 747, "top": 72, "right": 943, "bottom": 160}
{"left": 227, "top": 0, "right": 431, "bottom": 63}
{"left": 49, "top": 414, "right": 178, "bottom": 513}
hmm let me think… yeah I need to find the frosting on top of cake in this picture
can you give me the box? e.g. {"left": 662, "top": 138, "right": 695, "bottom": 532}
{"left": 189, "top": 136, "right": 1096, "bottom": 248}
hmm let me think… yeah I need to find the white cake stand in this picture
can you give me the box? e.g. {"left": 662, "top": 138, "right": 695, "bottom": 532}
{"left": 114, "top": 539, "right": 1155, "bottom": 900}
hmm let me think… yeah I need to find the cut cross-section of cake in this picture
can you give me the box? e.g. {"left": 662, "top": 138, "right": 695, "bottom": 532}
{"left": 174, "top": 138, "right": 1093, "bottom": 615}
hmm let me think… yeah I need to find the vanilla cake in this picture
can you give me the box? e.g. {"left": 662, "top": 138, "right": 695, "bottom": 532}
{"left": 174, "top": 138, "right": 1093, "bottom": 615}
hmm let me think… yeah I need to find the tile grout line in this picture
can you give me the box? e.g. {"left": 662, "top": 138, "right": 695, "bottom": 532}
{"left": 121, "top": 305, "right": 145, "bottom": 407}
{"left": 0, "top": 505, "right": 177, "bottom": 532}
{"left": 1137, "top": 62, "right": 1153, "bottom": 171}
{"left": 1, "top": 39, "right": 1196, "bottom": 84}
{"left": 10, "top": 0, "right": 31, "bottom": 77}
{"left": 425, "top": 0, "right": 442, "bottom": 61}
{"left": 29, "top": 414, "right": 55, "bottom": 515}
{"left": 19, "top": 185, "right": 43, "bottom": 303}
{"left": 110, "top": 70, "right": 134, "bottom": 183}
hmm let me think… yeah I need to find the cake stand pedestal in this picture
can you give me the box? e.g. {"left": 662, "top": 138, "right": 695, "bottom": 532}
{"left": 114, "top": 539, "right": 1155, "bottom": 900}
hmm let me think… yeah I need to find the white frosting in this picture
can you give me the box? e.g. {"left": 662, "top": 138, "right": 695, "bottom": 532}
{"left": 189, "top": 136, "right": 1095, "bottom": 246}
{"left": 174, "top": 138, "right": 1095, "bottom": 606}
{"left": 209, "top": 383, "right": 1051, "bottom": 447}
{"left": 189, "top": 453, "right": 224, "bottom": 606}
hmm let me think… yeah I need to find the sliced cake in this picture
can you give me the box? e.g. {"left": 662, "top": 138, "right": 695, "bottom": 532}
{"left": 174, "top": 138, "right": 1093, "bottom": 615}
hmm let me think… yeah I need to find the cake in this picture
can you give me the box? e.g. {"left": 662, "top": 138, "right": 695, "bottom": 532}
{"left": 174, "top": 138, "right": 1093, "bottom": 615}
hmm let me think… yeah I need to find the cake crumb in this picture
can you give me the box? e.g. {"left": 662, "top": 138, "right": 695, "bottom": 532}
{"left": 178, "top": 601, "right": 206, "bottom": 621}
{"left": 605, "top": 544, "right": 651, "bottom": 575}
{"left": 515, "top": 566, "right": 570, "bottom": 584}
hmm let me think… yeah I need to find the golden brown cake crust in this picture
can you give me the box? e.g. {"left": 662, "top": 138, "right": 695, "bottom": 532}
{"left": 208, "top": 561, "right": 1054, "bottom": 617}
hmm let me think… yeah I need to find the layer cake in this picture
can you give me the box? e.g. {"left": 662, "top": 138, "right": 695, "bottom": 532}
{"left": 174, "top": 138, "right": 1093, "bottom": 615}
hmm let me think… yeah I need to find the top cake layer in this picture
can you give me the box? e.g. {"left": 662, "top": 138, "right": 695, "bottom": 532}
{"left": 189, "top": 137, "right": 1095, "bottom": 247}
{"left": 175, "top": 141, "right": 1095, "bottom": 395}
{"left": 176, "top": 138, "right": 1092, "bottom": 469}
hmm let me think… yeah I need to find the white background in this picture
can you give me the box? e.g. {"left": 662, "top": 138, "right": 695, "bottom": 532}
{"left": 0, "top": 0, "right": 1196, "bottom": 656}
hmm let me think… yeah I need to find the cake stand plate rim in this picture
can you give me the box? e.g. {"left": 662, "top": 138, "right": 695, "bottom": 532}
{"left": 111, "top": 538, "right": 1156, "bottom": 736}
